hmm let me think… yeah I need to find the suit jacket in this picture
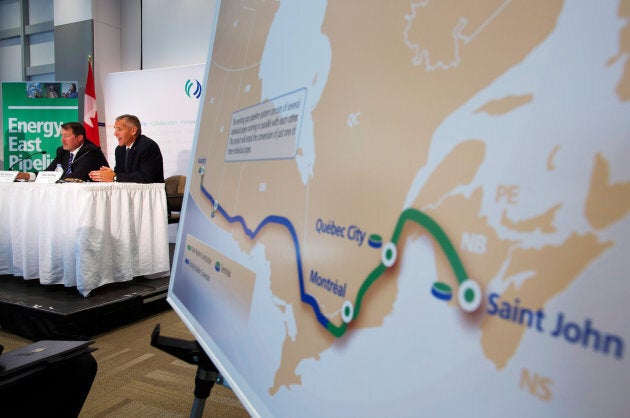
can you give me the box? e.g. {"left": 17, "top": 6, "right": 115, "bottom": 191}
{"left": 45, "top": 140, "right": 108, "bottom": 181}
{"left": 114, "top": 134, "right": 164, "bottom": 183}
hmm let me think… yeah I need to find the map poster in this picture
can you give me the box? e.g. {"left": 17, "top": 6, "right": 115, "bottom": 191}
{"left": 2, "top": 81, "right": 78, "bottom": 171}
{"left": 169, "top": 1, "right": 630, "bottom": 417}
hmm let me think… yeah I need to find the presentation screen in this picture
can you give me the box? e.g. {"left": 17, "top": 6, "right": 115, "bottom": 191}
{"left": 169, "top": 1, "right": 630, "bottom": 416}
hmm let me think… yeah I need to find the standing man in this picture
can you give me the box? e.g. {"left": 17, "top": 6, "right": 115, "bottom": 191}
{"left": 16, "top": 122, "right": 108, "bottom": 182}
{"left": 89, "top": 114, "right": 164, "bottom": 183}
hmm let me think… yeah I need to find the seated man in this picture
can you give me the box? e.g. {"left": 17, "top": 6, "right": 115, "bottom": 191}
{"left": 16, "top": 122, "right": 108, "bottom": 182}
{"left": 89, "top": 114, "right": 164, "bottom": 183}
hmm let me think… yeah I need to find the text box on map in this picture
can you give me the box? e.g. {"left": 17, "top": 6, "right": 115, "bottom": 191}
{"left": 225, "top": 88, "right": 306, "bottom": 162}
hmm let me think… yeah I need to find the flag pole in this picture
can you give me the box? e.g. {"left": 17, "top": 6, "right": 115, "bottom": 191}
{"left": 83, "top": 55, "right": 101, "bottom": 146}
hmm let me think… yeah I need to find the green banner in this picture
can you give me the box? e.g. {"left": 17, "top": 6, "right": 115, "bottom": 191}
{"left": 2, "top": 81, "right": 79, "bottom": 171}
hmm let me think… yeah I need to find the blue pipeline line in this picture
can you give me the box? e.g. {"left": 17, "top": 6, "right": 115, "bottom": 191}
{"left": 199, "top": 183, "right": 330, "bottom": 329}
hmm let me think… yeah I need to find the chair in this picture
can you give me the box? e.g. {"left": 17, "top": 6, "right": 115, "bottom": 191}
{"left": 165, "top": 175, "right": 186, "bottom": 224}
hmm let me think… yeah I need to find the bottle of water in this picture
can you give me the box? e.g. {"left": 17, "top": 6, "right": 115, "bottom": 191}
{"left": 55, "top": 164, "right": 63, "bottom": 173}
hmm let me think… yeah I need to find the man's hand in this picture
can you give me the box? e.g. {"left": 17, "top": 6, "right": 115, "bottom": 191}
{"left": 15, "top": 172, "right": 33, "bottom": 181}
{"left": 89, "top": 166, "right": 116, "bottom": 182}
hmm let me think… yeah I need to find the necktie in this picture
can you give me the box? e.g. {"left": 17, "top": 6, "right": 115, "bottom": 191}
{"left": 125, "top": 148, "right": 130, "bottom": 172}
{"left": 66, "top": 153, "right": 74, "bottom": 175}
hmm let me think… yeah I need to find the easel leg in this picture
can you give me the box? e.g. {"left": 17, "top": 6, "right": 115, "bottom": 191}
{"left": 150, "top": 324, "right": 226, "bottom": 417}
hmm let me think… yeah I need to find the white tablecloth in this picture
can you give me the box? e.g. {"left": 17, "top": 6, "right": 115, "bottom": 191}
{"left": 0, "top": 182, "right": 170, "bottom": 296}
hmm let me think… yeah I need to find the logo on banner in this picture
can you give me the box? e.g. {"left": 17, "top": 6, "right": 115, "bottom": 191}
{"left": 185, "top": 79, "right": 202, "bottom": 99}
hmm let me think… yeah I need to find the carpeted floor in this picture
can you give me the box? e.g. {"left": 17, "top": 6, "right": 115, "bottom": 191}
{"left": 0, "top": 305, "right": 250, "bottom": 417}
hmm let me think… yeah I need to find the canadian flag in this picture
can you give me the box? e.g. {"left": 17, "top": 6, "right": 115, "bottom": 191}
{"left": 83, "top": 57, "right": 100, "bottom": 146}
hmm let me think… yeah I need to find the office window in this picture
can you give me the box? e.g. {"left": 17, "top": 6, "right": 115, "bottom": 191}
{"left": 0, "top": 0, "right": 54, "bottom": 81}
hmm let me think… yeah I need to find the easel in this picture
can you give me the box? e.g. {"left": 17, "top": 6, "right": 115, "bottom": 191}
{"left": 151, "top": 324, "right": 229, "bottom": 418}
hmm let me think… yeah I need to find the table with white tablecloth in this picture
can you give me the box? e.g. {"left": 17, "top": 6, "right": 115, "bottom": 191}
{"left": 0, "top": 182, "right": 170, "bottom": 296}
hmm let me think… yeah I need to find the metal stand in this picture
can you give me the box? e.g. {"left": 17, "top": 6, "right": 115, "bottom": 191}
{"left": 151, "top": 324, "right": 227, "bottom": 418}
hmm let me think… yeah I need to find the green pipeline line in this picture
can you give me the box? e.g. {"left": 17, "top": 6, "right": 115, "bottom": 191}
{"left": 393, "top": 208, "right": 468, "bottom": 284}
{"left": 326, "top": 207, "right": 467, "bottom": 338}
{"left": 327, "top": 319, "right": 346, "bottom": 337}
{"left": 327, "top": 263, "right": 385, "bottom": 338}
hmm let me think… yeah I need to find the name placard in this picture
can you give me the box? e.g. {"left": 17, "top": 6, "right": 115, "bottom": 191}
{"left": 0, "top": 171, "right": 19, "bottom": 183}
{"left": 35, "top": 171, "right": 63, "bottom": 183}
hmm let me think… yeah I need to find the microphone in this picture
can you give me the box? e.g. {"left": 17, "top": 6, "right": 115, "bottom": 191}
{"left": 8, "top": 151, "right": 47, "bottom": 171}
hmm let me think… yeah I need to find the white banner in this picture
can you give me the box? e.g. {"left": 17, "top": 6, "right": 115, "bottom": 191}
{"left": 103, "top": 64, "right": 205, "bottom": 178}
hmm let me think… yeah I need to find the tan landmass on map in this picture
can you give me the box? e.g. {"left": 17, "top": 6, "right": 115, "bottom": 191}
{"left": 190, "top": 0, "right": 565, "bottom": 395}
{"left": 262, "top": 226, "right": 337, "bottom": 395}
{"left": 607, "top": 0, "right": 630, "bottom": 100}
{"left": 415, "top": 139, "right": 485, "bottom": 206}
{"left": 405, "top": 0, "right": 506, "bottom": 70}
{"left": 352, "top": 140, "right": 483, "bottom": 328}
{"left": 547, "top": 145, "right": 560, "bottom": 171}
{"left": 189, "top": 0, "right": 279, "bottom": 228}
{"left": 426, "top": 188, "right": 517, "bottom": 298}
{"left": 410, "top": 138, "right": 510, "bottom": 301}
{"left": 585, "top": 153, "right": 630, "bottom": 230}
{"left": 473, "top": 94, "right": 533, "bottom": 115}
{"left": 480, "top": 233, "right": 612, "bottom": 369}
{"left": 501, "top": 204, "right": 561, "bottom": 233}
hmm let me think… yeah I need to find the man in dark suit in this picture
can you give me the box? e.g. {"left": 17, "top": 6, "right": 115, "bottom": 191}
{"left": 16, "top": 122, "right": 108, "bottom": 181}
{"left": 89, "top": 114, "right": 164, "bottom": 183}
